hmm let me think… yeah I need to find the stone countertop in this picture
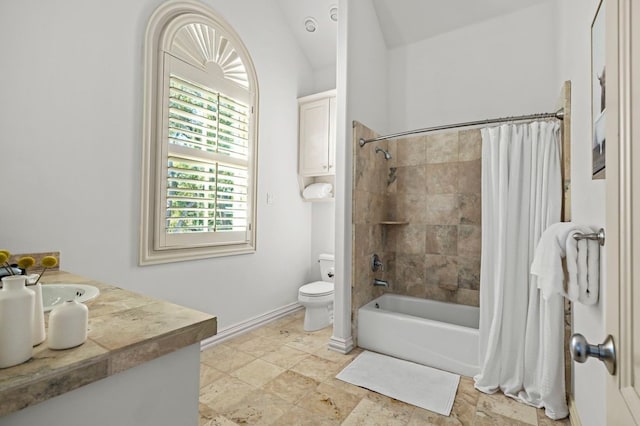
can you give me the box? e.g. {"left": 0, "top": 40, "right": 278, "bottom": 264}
{"left": 0, "top": 271, "right": 217, "bottom": 417}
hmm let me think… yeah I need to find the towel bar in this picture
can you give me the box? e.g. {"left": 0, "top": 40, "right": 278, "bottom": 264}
{"left": 572, "top": 228, "right": 605, "bottom": 246}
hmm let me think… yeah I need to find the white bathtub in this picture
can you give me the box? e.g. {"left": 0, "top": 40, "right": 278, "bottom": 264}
{"left": 357, "top": 294, "right": 480, "bottom": 377}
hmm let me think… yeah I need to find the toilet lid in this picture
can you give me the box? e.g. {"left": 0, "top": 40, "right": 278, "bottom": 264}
{"left": 300, "top": 281, "right": 334, "bottom": 297}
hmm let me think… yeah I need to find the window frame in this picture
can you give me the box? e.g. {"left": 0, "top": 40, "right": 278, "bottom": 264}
{"left": 140, "top": 1, "right": 259, "bottom": 265}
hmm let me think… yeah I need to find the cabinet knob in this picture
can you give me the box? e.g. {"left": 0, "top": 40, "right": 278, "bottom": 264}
{"left": 329, "top": 165, "right": 333, "bottom": 169}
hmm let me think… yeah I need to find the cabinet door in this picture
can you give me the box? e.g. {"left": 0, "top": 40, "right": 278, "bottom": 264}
{"left": 299, "top": 98, "right": 330, "bottom": 176}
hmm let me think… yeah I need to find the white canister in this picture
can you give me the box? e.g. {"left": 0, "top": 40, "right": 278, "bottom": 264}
{"left": 0, "top": 275, "right": 35, "bottom": 368}
{"left": 47, "top": 300, "right": 88, "bottom": 350}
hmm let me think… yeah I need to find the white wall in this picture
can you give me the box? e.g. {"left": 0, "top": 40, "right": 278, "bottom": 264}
{"left": 387, "top": 2, "right": 559, "bottom": 133}
{"left": 312, "top": 64, "right": 337, "bottom": 94}
{"left": 556, "top": 1, "right": 607, "bottom": 425}
{"left": 310, "top": 202, "right": 335, "bottom": 280}
{"left": 0, "top": 0, "right": 315, "bottom": 330}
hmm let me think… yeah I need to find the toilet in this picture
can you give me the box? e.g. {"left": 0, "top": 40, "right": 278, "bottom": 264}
{"left": 298, "top": 254, "right": 335, "bottom": 332}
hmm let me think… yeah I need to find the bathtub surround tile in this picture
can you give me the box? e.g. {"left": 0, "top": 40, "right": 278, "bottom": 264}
{"left": 457, "top": 159, "right": 482, "bottom": 194}
{"left": 426, "top": 194, "right": 459, "bottom": 225}
{"left": 199, "top": 310, "right": 568, "bottom": 426}
{"left": 395, "top": 254, "right": 427, "bottom": 289}
{"left": 459, "top": 193, "right": 481, "bottom": 225}
{"left": 424, "top": 285, "right": 456, "bottom": 304}
{"left": 426, "top": 132, "right": 459, "bottom": 163}
{"left": 397, "top": 165, "right": 427, "bottom": 195}
{"left": 425, "top": 255, "right": 459, "bottom": 290}
{"left": 396, "top": 135, "right": 426, "bottom": 167}
{"left": 425, "top": 225, "right": 458, "bottom": 255}
{"left": 458, "top": 256, "right": 481, "bottom": 290}
{"left": 395, "top": 192, "right": 427, "bottom": 223}
{"left": 458, "top": 225, "right": 482, "bottom": 258}
{"left": 386, "top": 167, "right": 398, "bottom": 191}
{"left": 426, "top": 163, "right": 459, "bottom": 194}
{"left": 459, "top": 129, "right": 482, "bottom": 161}
{"left": 396, "top": 224, "right": 426, "bottom": 254}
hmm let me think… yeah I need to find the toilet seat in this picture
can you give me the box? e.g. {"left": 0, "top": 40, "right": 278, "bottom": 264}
{"left": 299, "top": 281, "right": 334, "bottom": 297}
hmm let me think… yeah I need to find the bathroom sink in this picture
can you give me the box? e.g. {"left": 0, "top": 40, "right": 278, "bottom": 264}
{"left": 41, "top": 284, "right": 100, "bottom": 312}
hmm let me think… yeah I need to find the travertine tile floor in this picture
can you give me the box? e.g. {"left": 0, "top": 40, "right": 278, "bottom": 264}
{"left": 199, "top": 310, "right": 571, "bottom": 425}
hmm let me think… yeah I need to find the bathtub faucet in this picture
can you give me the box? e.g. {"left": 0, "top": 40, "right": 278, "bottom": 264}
{"left": 373, "top": 278, "right": 389, "bottom": 287}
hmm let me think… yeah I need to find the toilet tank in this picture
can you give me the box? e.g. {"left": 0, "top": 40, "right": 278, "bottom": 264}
{"left": 319, "top": 254, "right": 335, "bottom": 282}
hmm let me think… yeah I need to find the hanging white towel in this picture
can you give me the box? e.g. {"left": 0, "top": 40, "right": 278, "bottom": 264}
{"left": 566, "top": 232, "right": 599, "bottom": 305}
{"left": 530, "top": 222, "right": 588, "bottom": 300}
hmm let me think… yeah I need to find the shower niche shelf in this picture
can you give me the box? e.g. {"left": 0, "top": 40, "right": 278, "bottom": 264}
{"left": 378, "top": 221, "right": 409, "bottom": 225}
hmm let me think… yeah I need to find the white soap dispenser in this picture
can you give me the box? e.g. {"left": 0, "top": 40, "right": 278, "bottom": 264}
{"left": 0, "top": 275, "right": 35, "bottom": 368}
{"left": 47, "top": 299, "right": 88, "bottom": 350}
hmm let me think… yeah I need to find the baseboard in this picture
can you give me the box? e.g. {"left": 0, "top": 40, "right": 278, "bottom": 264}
{"left": 200, "top": 302, "right": 303, "bottom": 350}
{"left": 328, "top": 335, "right": 354, "bottom": 354}
{"left": 569, "top": 396, "right": 581, "bottom": 426}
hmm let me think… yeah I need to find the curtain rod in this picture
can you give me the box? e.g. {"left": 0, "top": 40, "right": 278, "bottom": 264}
{"left": 358, "top": 109, "right": 564, "bottom": 147}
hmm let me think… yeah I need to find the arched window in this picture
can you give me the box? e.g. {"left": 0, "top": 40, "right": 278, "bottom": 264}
{"left": 140, "top": 2, "right": 258, "bottom": 265}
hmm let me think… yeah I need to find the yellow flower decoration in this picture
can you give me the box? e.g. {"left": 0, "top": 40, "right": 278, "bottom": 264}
{"left": 0, "top": 252, "right": 8, "bottom": 265}
{"left": 0, "top": 250, "right": 10, "bottom": 259}
{"left": 32, "top": 255, "right": 59, "bottom": 285}
{"left": 41, "top": 256, "right": 58, "bottom": 268}
{"left": 17, "top": 256, "right": 36, "bottom": 270}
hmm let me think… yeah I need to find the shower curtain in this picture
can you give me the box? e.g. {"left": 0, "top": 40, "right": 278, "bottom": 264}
{"left": 474, "top": 121, "right": 568, "bottom": 420}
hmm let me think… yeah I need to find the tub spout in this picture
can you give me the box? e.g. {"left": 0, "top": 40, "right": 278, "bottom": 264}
{"left": 373, "top": 279, "right": 389, "bottom": 287}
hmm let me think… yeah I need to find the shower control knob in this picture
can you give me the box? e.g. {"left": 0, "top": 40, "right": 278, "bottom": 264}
{"left": 570, "top": 333, "right": 616, "bottom": 375}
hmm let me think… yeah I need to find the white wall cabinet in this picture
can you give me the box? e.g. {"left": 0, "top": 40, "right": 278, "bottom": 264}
{"left": 298, "top": 89, "right": 336, "bottom": 200}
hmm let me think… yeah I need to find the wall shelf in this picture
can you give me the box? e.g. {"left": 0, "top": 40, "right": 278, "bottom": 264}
{"left": 378, "top": 221, "right": 409, "bottom": 225}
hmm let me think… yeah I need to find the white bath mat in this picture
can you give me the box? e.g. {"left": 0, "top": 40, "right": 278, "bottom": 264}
{"left": 336, "top": 350, "right": 460, "bottom": 416}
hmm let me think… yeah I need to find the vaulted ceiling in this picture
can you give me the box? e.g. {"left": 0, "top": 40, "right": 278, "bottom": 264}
{"left": 275, "top": 0, "right": 551, "bottom": 71}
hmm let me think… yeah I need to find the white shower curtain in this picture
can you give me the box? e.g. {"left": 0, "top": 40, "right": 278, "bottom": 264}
{"left": 474, "top": 121, "right": 568, "bottom": 420}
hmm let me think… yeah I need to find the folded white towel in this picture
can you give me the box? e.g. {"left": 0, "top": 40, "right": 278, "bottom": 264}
{"left": 302, "top": 183, "right": 333, "bottom": 199}
{"left": 532, "top": 222, "right": 601, "bottom": 305}
{"left": 531, "top": 222, "right": 585, "bottom": 299}
{"left": 566, "top": 232, "right": 599, "bottom": 305}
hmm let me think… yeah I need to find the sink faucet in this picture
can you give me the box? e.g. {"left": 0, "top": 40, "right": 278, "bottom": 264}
{"left": 373, "top": 278, "right": 389, "bottom": 287}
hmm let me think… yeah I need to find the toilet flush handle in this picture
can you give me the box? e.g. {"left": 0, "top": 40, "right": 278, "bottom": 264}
{"left": 328, "top": 272, "right": 334, "bottom": 278}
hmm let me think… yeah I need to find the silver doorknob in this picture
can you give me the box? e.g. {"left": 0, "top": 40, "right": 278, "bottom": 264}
{"left": 570, "top": 333, "right": 616, "bottom": 375}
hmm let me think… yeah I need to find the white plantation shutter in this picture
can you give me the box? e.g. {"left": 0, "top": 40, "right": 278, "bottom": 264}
{"left": 164, "top": 74, "right": 249, "bottom": 240}
{"left": 140, "top": 5, "right": 258, "bottom": 264}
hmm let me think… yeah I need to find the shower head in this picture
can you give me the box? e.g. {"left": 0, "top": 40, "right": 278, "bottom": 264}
{"left": 375, "top": 147, "right": 392, "bottom": 160}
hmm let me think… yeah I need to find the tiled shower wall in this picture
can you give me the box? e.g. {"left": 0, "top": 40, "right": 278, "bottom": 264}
{"left": 351, "top": 121, "right": 482, "bottom": 341}
{"left": 385, "top": 127, "right": 482, "bottom": 306}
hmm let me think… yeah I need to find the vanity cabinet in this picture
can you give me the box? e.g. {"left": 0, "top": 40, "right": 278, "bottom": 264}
{"left": 298, "top": 90, "right": 336, "bottom": 177}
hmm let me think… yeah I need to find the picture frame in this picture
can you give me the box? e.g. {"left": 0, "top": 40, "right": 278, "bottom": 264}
{"left": 591, "top": 0, "right": 606, "bottom": 179}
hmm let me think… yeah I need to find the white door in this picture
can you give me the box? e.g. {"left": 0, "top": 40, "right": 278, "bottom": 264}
{"left": 605, "top": 0, "right": 640, "bottom": 423}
